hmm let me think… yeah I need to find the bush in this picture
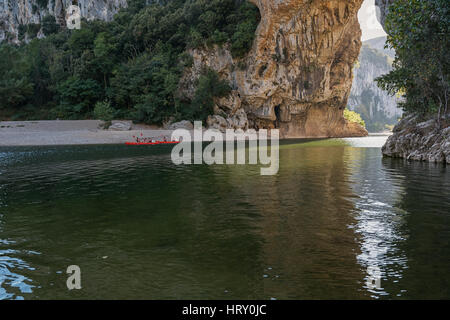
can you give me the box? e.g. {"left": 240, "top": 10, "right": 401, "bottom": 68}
{"left": 26, "top": 24, "right": 41, "bottom": 39}
{"left": 94, "top": 100, "right": 115, "bottom": 121}
{"left": 42, "top": 15, "right": 59, "bottom": 36}
{"left": 231, "top": 21, "right": 258, "bottom": 58}
{"left": 344, "top": 109, "right": 366, "bottom": 128}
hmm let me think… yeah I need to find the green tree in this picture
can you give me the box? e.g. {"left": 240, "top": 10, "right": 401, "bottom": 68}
{"left": 185, "top": 68, "right": 231, "bottom": 121}
{"left": 56, "top": 76, "right": 101, "bottom": 118}
{"left": 110, "top": 45, "right": 181, "bottom": 124}
{"left": 376, "top": 0, "right": 449, "bottom": 125}
{"left": 68, "top": 28, "right": 96, "bottom": 56}
{"left": 94, "top": 32, "right": 116, "bottom": 88}
{"left": 42, "top": 15, "right": 59, "bottom": 36}
{"left": 0, "top": 45, "right": 34, "bottom": 110}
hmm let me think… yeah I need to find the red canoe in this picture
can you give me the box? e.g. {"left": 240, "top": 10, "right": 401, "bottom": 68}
{"left": 125, "top": 141, "right": 180, "bottom": 145}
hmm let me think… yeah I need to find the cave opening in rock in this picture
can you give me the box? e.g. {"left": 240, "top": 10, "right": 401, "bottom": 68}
{"left": 274, "top": 105, "right": 281, "bottom": 128}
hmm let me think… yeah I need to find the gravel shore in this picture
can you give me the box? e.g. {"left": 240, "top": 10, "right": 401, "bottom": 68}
{"left": 0, "top": 120, "right": 175, "bottom": 146}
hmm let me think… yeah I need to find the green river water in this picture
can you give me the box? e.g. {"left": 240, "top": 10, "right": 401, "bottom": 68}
{"left": 0, "top": 136, "right": 449, "bottom": 299}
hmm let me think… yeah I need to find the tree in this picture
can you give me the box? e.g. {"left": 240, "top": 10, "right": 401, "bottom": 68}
{"left": 110, "top": 45, "right": 181, "bottom": 124}
{"left": 186, "top": 69, "right": 231, "bottom": 121}
{"left": 94, "top": 32, "right": 116, "bottom": 88}
{"left": 376, "top": 0, "right": 449, "bottom": 126}
{"left": 0, "top": 45, "right": 33, "bottom": 110}
{"left": 57, "top": 76, "right": 101, "bottom": 118}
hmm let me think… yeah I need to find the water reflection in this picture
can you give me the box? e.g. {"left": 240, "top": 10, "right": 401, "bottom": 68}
{"left": 254, "top": 146, "right": 365, "bottom": 299}
{"left": 344, "top": 148, "right": 409, "bottom": 298}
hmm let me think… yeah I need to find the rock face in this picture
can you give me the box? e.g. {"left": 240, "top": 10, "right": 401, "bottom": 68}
{"left": 382, "top": 115, "right": 450, "bottom": 163}
{"left": 0, "top": 0, "right": 127, "bottom": 43}
{"left": 181, "top": 0, "right": 368, "bottom": 138}
{"left": 207, "top": 108, "right": 249, "bottom": 133}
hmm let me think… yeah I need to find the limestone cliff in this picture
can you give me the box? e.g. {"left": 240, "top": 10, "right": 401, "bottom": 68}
{"left": 0, "top": 0, "right": 127, "bottom": 43}
{"left": 181, "top": 0, "right": 368, "bottom": 138}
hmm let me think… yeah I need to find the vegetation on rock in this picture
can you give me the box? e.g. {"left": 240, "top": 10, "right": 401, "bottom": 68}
{"left": 0, "top": 0, "right": 260, "bottom": 123}
{"left": 344, "top": 109, "right": 366, "bottom": 129}
{"left": 376, "top": 0, "right": 449, "bottom": 124}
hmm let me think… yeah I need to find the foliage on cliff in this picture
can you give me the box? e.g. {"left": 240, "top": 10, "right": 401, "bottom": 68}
{"left": 0, "top": 0, "right": 260, "bottom": 123}
{"left": 376, "top": 0, "right": 449, "bottom": 123}
{"left": 344, "top": 109, "right": 366, "bottom": 129}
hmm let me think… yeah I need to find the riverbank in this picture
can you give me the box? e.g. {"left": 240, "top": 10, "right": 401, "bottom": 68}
{"left": 0, "top": 120, "right": 374, "bottom": 146}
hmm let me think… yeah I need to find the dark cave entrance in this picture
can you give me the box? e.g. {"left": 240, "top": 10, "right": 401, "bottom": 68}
{"left": 274, "top": 105, "right": 281, "bottom": 128}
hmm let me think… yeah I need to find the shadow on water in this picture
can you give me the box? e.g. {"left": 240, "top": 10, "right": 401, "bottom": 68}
{"left": 0, "top": 141, "right": 448, "bottom": 299}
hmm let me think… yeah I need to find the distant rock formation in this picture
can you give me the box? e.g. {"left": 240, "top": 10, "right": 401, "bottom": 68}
{"left": 0, "top": 0, "right": 127, "bottom": 43}
{"left": 348, "top": 38, "right": 402, "bottom": 132}
{"left": 363, "top": 36, "right": 394, "bottom": 58}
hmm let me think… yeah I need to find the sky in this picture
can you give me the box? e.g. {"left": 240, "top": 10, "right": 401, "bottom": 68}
{"left": 358, "top": 0, "right": 387, "bottom": 41}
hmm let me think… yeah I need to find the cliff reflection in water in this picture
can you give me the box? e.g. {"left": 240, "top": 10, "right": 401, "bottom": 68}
{"left": 222, "top": 145, "right": 367, "bottom": 299}
{"left": 0, "top": 140, "right": 449, "bottom": 299}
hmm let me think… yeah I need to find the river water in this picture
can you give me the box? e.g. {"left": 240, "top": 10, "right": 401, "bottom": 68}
{"left": 0, "top": 136, "right": 449, "bottom": 299}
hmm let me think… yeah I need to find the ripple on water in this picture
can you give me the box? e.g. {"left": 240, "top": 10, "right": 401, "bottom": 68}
{"left": 0, "top": 249, "right": 36, "bottom": 300}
